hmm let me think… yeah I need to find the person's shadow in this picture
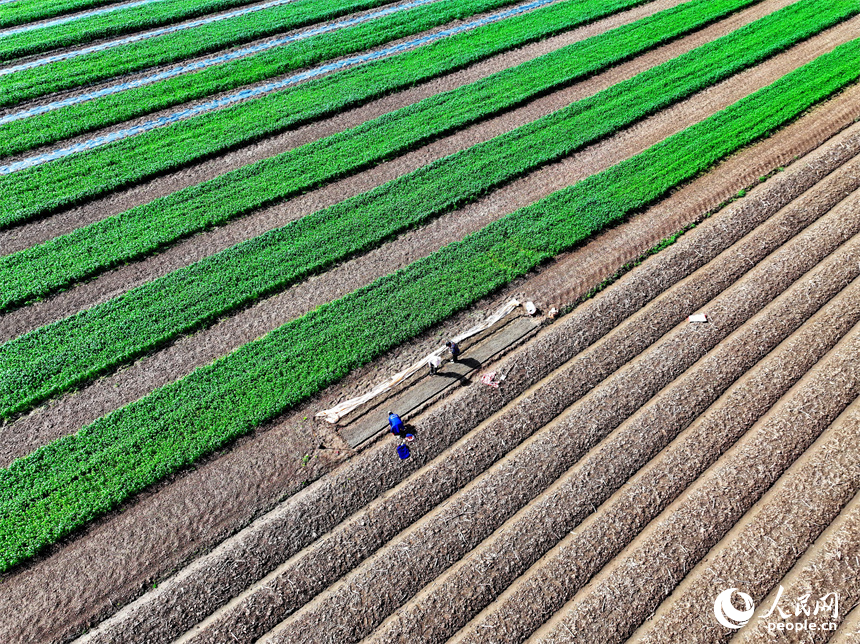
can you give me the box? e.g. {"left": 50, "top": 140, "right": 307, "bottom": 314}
{"left": 437, "top": 357, "right": 482, "bottom": 385}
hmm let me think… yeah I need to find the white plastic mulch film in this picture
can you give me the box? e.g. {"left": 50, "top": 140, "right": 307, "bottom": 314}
{"left": 316, "top": 299, "right": 521, "bottom": 423}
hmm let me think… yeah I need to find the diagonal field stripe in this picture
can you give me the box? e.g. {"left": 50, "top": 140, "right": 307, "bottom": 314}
{"left": 0, "top": 0, "right": 305, "bottom": 75}
{"left": 0, "top": 0, "right": 558, "bottom": 173}
{"left": 0, "top": 0, "right": 163, "bottom": 38}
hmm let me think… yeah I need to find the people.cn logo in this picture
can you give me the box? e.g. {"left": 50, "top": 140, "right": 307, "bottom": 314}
{"left": 714, "top": 588, "right": 755, "bottom": 629}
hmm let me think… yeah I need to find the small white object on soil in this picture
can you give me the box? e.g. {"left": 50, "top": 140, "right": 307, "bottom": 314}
{"left": 688, "top": 313, "right": 709, "bottom": 323}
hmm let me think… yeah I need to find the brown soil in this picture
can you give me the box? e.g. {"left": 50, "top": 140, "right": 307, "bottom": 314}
{"left": 2, "top": 68, "right": 860, "bottom": 644}
{"left": 831, "top": 602, "right": 860, "bottom": 643}
{"left": 737, "top": 489, "right": 860, "bottom": 643}
{"left": 529, "top": 329, "right": 860, "bottom": 644}
{"left": 0, "top": 0, "right": 809, "bottom": 338}
{"left": 450, "top": 278, "right": 860, "bottom": 644}
{"left": 0, "top": 0, "right": 693, "bottom": 254}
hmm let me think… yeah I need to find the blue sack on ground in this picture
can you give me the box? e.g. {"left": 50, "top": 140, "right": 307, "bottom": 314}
{"left": 397, "top": 444, "right": 410, "bottom": 460}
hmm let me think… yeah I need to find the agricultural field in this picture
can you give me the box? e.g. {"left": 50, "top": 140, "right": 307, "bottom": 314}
{"left": 1, "top": 0, "right": 859, "bottom": 641}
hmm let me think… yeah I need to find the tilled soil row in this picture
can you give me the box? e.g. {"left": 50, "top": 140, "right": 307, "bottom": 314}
{"left": 609, "top": 404, "right": 860, "bottom": 644}
{"left": 2, "top": 0, "right": 821, "bottom": 340}
{"left": 449, "top": 278, "right": 860, "bottom": 644}
{"left": 362, "top": 235, "right": 860, "bottom": 644}
{"left": 260, "top": 189, "right": 860, "bottom": 643}
{"left": 16, "top": 116, "right": 860, "bottom": 644}
{"left": 652, "top": 475, "right": 860, "bottom": 644}
{"left": 163, "top": 163, "right": 860, "bottom": 644}
{"left": 0, "top": 0, "right": 693, "bottom": 253}
{"left": 733, "top": 492, "right": 860, "bottom": 643}
{"left": 529, "top": 333, "right": 860, "bottom": 644}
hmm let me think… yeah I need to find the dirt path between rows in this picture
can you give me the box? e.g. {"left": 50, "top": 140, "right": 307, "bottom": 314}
{"left": 2, "top": 24, "right": 858, "bottom": 470}
{"left": 0, "top": 0, "right": 691, "bottom": 254}
{"left": 0, "top": 95, "right": 857, "bottom": 644}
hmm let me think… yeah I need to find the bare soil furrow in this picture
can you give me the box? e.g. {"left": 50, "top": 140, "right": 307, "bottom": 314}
{"left": 3, "top": 104, "right": 856, "bottom": 644}
{"left": 449, "top": 277, "right": 860, "bottom": 644}
{"left": 3, "top": 0, "right": 831, "bottom": 339}
{"left": 727, "top": 491, "right": 860, "bottom": 643}
{"left": 0, "top": 0, "right": 693, "bottom": 253}
{"left": 528, "top": 334, "right": 860, "bottom": 644}
{"left": 628, "top": 415, "right": 860, "bottom": 644}
{"left": 161, "top": 165, "right": 860, "bottom": 644}
{"left": 363, "top": 243, "right": 860, "bottom": 643}
{"left": 260, "top": 184, "right": 860, "bottom": 644}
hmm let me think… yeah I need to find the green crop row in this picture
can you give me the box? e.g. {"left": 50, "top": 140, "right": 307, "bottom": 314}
{"left": 0, "top": 0, "right": 311, "bottom": 62}
{"left": 0, "top": 0, "right": 120, "bottom": 30}
{"left": 0, "top": 0, "right": 653, "bottom": 170}
{"left": 1, "top": 37, "right": 857, "bottom": 572}
{"left": 0, "top": 0, "right": 852, "bottom": 419}
{"left": 0, "top": 0, "right": 522, "bottom": 107}
{"left": 0, "top": 0, "right": 772, "bottom": 306}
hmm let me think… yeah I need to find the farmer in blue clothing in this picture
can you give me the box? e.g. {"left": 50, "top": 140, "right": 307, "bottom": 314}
{"left": 388, "top": 411, "right": 405, "bottom": 436}
{"left": 446, "top": 340, "right": 461, "bottom": 363}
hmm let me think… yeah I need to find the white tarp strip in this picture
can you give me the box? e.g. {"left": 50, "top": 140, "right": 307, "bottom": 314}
{"left": 316, "top": 298, "right": 520, "bottom": 423}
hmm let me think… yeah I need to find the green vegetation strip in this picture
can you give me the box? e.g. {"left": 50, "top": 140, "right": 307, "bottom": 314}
{"left": 0, "top": 0, "right": 652, "bottom": 181}
{"left": 0, "top": 0, "right": 775, "bottom": 303}
{"left": 0, "top": 0, "right": 121, "bottom": 30}
{"left": 0, "top": 0, "right": 521, "bottom": 108}
{"left": 0, "top": 0, "right": 295, "bottom": 62}
{"left": 1, "top": 38, "right": 857, "bottom": 572}
{"left": 0, "top": 0, "right": 853, "bottom": 422}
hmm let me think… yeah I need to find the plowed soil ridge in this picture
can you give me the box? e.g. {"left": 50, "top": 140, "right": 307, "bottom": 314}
{"left": 728, "top": 490, "right": 860, "bottom": 644}
{"left": 628, "top": 405, "right": 860, "bottom": 644}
